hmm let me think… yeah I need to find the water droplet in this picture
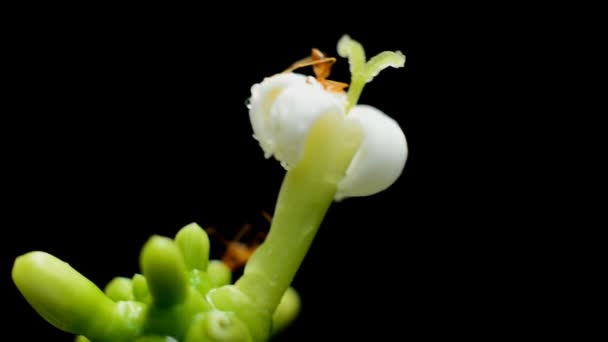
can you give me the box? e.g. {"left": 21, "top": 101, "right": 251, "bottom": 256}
{"left": 245, "top": 98, "right": 251, "bottom": 109}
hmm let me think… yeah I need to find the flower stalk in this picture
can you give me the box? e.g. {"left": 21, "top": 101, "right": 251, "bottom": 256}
{"left": 236, "top": 111, "right": 363, "bottom": 313}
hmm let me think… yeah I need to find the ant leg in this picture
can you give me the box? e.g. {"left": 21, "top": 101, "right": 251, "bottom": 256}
{"left": 232, "top": 223, "right": 252, "bottom": 242}
{"left": 283, "top": 57, "right": 337, "bottom": 74}
{"left": 323, "top": 80, "right": 350, "bottom": 93}
{"left": 261, "top": 210, "right": 273, "bottom": 224}
{"left": 206, "top": 227, "right": 229, "bottom": 246}
{"left": 283, "top": 56, "right": 312, "bottom": 73}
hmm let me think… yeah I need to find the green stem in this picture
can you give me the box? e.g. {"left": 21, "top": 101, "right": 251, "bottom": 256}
{"left": 346, "top": 76, "right": 366, "bottom": 112}
{"left": 236, "top": 111, "right": 362, "bottom": 313}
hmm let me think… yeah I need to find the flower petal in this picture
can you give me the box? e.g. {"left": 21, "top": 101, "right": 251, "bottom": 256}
{"left": 248, "top": 73, "right": 307, "bottom": 158}
{"left": 269, "top": 79, "right": 346, "bottom": 168}
{"left": 335, "top": 105, "right": 408, "bottom": 201}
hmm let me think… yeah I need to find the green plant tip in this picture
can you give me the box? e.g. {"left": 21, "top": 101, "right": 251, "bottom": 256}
{"left": 337, "top": 34, "right": 406, "bottom": 111}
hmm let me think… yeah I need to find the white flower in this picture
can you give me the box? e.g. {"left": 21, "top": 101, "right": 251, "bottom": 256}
{"left": 337, "top": 105, "right": 408, "bottom": 201}
{"left": 248, "top": 73, "right": 407, "bottom": 200}
{"left": 248, "top": 73, "right": 307, "bottom": 159}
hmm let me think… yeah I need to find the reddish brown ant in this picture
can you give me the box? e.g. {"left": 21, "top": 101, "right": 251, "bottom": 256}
{"left": 206, "top": 211, "right": 272, "bottom": 271}
{"left": 284, "top": 48, "right": 349, "bottom": 93}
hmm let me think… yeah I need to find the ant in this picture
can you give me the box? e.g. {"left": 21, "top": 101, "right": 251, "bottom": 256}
{"left": 206, "top": 211, "right": 272, "bottom": 271}
{"left": 283, "top": 48, "right": 349, "bottom": 93}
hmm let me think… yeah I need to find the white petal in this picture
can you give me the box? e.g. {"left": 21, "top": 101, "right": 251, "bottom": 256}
{"left": 270, "top": 80, "right": 347, "bottom": 168}
{"left": 248, "top": 73, "right": 307, "bottom": 158}
{"left": 335, "top": 105, "right": 408, "bottom": 201}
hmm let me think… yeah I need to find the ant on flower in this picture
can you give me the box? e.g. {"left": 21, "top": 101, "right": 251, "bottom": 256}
{"left": 284, "top": 48, "right": 349, "bottom": 93}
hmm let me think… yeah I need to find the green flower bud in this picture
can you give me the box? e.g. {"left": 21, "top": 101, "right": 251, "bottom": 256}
{"left": 175, "top": 223, "right": 210, "bottom": 271}
{"left": 104, "top": 277, "right": 134, "bottom": 302}
{"left": 207, "top": 286, "right": 271, "bottom": 342}
{"left": 140, "top": 236, "right": 189, "bottom": 308}
{"left": 143, "top": 287, "right": 211, "bottom": 340}
{"left": 132, "top": 274, "right": 151, "bottom": 304}
{"left": 13, "top": 252, "right": 144, "bottom": 341}
{"left": 271, "top": 287, "right": 301, "bottom": 335}
{"left": 185, "top": 311, "right": 252, "bottom": 342}
{"left": 12, "top": 252, "right": 115, "bottom": 334}
{"left": 189, "top": 269, "right": 214, "bottom": 296}
{"left": 207, "top": 260, "right": 232, "bottom": 288}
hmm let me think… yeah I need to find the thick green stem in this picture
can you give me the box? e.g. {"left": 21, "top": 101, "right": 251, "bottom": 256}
{"left": 236, "top": 111, "right": 362, "bottom": 313}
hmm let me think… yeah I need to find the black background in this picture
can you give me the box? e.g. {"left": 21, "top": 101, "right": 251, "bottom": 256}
{"left": 1, "top": 4, "right": 549, "bottom": 341}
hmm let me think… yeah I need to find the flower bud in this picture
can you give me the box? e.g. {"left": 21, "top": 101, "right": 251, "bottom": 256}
{"left": 336, "top": 104, "right": 408, "bottom": 200}
{"left": 248, "top": 74, "right": 407, "bottom": 200}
